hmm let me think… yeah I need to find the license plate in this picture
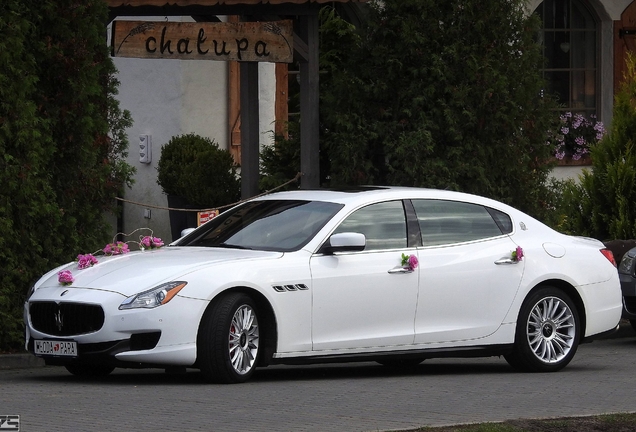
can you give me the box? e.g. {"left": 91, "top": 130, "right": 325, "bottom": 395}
{"left": 34, "top": 340, "right": 78, "bottom": 357}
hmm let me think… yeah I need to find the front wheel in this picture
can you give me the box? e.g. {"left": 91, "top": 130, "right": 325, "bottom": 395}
{"left": 198, "top": 292, "right": 260, "bottom": 384}
{"left": 505, "top": 287, "right": 580, "bottom": 372}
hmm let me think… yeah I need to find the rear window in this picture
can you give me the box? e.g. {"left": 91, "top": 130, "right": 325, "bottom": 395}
{"left": 411, "top": 200, "right": 505, "bottom": 246}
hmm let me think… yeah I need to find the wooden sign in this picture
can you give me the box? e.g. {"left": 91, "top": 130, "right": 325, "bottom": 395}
{"left": 111, "top": 20, "right": 293, "bottom": 63}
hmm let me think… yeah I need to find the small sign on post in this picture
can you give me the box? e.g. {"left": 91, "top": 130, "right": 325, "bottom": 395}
{"left": 198, "top": 210, "right": 219, "bottom": 226}
{"left": 111, "top": 20, "right": 294, "bottom": 63}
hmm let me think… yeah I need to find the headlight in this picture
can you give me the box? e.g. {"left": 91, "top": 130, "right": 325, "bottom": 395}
{"left": 119, "top": 281, "right": 187, "bottom": 310}
{"left": 619, "top": 254, "right": 635, "bottom": 275}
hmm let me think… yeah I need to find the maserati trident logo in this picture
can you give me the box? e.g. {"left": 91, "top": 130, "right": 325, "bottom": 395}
{"left": 54, "top": 309, "right": 64, "bottom": 332}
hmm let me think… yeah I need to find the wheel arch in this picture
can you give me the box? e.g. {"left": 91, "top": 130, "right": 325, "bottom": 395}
{"left": 523, "top": 279, "right": 587, "bottom": 335}
{"left": 195, "top": 286, "right": 278, "bottom": 368}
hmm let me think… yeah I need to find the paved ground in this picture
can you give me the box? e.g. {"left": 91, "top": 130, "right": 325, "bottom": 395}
{"left": 1, "top": 325, "right": 636, "bottom": 432}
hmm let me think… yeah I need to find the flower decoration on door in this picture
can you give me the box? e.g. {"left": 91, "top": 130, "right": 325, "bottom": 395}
{"left": 401, "top": 253, "right": 419, "bottom": 271}
{"left": 512, "top": 246, "right": 524, "bottom": 262}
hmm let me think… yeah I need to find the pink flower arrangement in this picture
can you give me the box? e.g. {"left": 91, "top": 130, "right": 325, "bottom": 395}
{"left": 512, "top": 246, "right": 524, "bottom": 262}
{"left": 77, "top": 253, "right": 98, "bottom": 270}
{"left": 58, "top": 270, "right": 74, "bottom": 286}
{"left": 103, "top": 241, "right": 130, "bottom": 256}
{"left": 401, "top": 253, "right": 419, "bottom": 271}
{"left": 58, "top": 229, "right": 164, "bottom": 285}
{"left": 140, "top": 236, "right": 164, "bottom": 250}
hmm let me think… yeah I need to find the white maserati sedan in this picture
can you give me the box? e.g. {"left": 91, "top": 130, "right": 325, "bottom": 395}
{"left": 24, "top": 187, "right": 621, "bottom": 383}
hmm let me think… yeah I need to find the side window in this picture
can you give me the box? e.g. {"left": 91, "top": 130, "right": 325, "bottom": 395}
{"left": 412, "top": 200, "right": 504, "bottom": 246}
{"left": 334, "top": 201, "right": 407, "bottom": 251}
{"left": 487, "top": 207, "right": 513, "bottom": 234}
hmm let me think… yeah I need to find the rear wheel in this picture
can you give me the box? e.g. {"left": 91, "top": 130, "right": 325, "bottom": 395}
{"left": 198, "top": 292, "right": 260, "bottom": 383}
{"left": 505, "top": 287, "right": 580, "bottom": 372}
{"left": 630, "top": 319, "right": 636, "bottom": 333}
{"left": 65, "top": 364, "right": 115, "bottom": 377}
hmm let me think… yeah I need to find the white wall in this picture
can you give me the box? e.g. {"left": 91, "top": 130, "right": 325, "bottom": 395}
{"left": 108, "top": 17, "right": 276, "bottom": 243}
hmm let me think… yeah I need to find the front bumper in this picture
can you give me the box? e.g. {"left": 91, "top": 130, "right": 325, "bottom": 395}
{"left": 25, "top": 286, "right": 207, "bottom": 368}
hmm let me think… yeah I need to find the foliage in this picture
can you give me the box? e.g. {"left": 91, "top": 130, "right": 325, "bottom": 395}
{"left": 267, "top": 1, "right": 559, "bottom": 219}
{"left": 549, "top": 112, "right": 606, "bottom": 161}
{"left": 554, "top": 52, "right": 636, "bottom": 240}
{"left": 258, "top": 6, "right": 355, "bottom": 191}
{"left": 0, "top": 0, "right": 134, "bottom": 350}
{"left": 157, "top": 133, "right": 240, "bottom": 208}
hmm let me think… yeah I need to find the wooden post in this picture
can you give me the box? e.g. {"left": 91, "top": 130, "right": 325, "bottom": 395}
{"left": 299, "top": 12, "right": 320, "bottom": 189}
{"left": 240, "top": 61, "right": 260, "bottom": 199}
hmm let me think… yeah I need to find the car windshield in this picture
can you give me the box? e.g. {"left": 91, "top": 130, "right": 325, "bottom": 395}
{"left": 179, "top": 199, "right": 344, "bottom": 252}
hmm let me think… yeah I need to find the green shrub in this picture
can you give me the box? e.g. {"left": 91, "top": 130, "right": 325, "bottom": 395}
{"left": 0, "top": 0, "right": 134, "bottom": 351}
{"left": 157, "top": 133, "right": 240, "bottom": 208}
{"left": 554, "top": 52, "right": 636, "bottom": 240}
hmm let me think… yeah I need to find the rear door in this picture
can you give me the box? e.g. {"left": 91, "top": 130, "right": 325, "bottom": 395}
{"left": 411, "top": 199, "right": 524, "bottom": 344}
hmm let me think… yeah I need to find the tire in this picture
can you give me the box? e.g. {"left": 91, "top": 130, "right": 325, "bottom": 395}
{"left": 630, "top": 319, "right": 636, "bottom": 333}
{"left": 198, "top": 292, "right": 260, "bottom": 384}
{"left": 65, "top": 364, "right": 115, "bottom": 377}
{"left": 505, "top": 286, "right": 580, "bottom": 372}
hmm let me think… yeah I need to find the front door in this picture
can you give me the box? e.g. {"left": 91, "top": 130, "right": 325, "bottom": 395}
{"left": 310, "top": 200, "right": 419, "bottom": 351}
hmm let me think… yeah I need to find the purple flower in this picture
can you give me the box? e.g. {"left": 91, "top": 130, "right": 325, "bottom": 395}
{"left": 550, "top": 112, "right": 604, "bottom": 159}
{"left": 77, "top": 253, "right": 98, "bottom": 270}
{"left": 58, "top": 270, "right": 74, "bottom": 286}
{"left": 512, "top": 246, "right": 524, "bottom": 262}
{"left": 400, "top": 253, "right": 419, "bottom": 270}
{"left": 408, "top": 254, "right": 419, "bottom": 270}
{"left": 141, "top": 236, "right": 164, "bottom": 249}
{"left": 103, "top": 241, "right": 129, "bottom": 255}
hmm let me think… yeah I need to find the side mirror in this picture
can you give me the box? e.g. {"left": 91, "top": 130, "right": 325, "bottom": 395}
{"left": 320, "top": 232, "right": 366, "bottom": 255}
{"left": 181, "top": 228, "right": 197, "bottom": 237}
{"left": 169, "top": 227, "right": 197, "bottom": 246}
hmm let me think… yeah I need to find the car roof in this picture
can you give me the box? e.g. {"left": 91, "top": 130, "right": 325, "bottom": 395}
{"left": 253, "top": 186, "right": 514, "bottom": 213}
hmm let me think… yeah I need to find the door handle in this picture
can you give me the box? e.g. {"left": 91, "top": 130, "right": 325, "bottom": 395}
{"left": 388, "top": 266, "right": 414, "bottom": 274}
{"left": 494, "top": 258, "right": 518, "bottom": 265}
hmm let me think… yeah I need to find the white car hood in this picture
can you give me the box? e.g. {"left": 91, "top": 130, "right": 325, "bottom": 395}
{"left": 36, "top": 247, "right": 282, "bottom": 296}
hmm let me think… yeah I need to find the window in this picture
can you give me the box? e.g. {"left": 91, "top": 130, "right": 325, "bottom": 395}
{"left": 536, "top": 0, "right": 598, "bottom": 116}
{"left": 334, "top": 201, "right": 407, "bottom": 251}
{"left": 183, "top": 200, "right": 343, "bottom": 252}
{"left": 412, "top": 200, "right": 505, "bottom": 246}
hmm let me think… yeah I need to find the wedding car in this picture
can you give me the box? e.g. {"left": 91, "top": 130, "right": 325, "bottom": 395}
{"left": 24, "top": 187, "right": 622, "bottom": 383}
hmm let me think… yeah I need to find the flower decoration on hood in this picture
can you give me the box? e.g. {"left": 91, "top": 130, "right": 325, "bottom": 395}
{"left": 103, "top": 241, "right": 130, "bottom": 256}
{"left": 77, "top": 253, "right": 99, "bottom": 270}
{"left": 512, "top": 246, "right": 524, "bottom": 262}
{"left": 58, "top": 270, "right": 75, "bottom": 286}
{"left": 140, "top": 236, "right": 164, "bottom": 250}
{"left": 57, "top": 228, "right": 165, "bottom": 285}
{"left": 401, "top": 253, "right": 419, "bottom": 271}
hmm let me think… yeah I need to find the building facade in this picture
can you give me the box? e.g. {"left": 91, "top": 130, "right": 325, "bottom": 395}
{"left": 109, "top": 1, "right": 636, "bottom": 241}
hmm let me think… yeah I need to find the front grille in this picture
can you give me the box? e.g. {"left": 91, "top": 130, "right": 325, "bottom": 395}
{"left": 30, "top": 302, "right": 105, "bottom": 336}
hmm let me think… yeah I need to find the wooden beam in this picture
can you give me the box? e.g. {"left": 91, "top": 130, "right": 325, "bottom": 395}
{"left": 275, "top": 63, "right": 289, "bottom": 139}
{"left": 240, "top": 61, "right": 260, "bottom": 198}
{"left": 299, "top": 12, "right": 320, "bottom": 189}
